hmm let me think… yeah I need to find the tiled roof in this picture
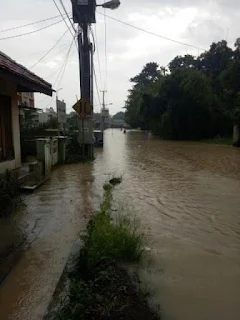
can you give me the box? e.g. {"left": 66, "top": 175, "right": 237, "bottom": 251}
{"left": 0, "top": 51, "right": 53, "bottom": 92}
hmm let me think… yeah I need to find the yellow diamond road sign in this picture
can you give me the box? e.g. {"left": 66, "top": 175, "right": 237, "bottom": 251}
{"left": 72, "top": 98, "right": 92, "bottom": 118}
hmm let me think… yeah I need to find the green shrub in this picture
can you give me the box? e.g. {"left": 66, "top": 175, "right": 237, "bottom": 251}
{"left": 51, "top": 183, "right": 150, "bottom": 320}
{"left": 77, "top": 184, "right": 144, "bottom": 274}
{"left": 0, "top": 171, "right": 19, "bottom": 216}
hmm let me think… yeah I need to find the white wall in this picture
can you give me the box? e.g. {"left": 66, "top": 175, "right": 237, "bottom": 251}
{"left": 0, "top": 78, "right": 21, "bottom": 173}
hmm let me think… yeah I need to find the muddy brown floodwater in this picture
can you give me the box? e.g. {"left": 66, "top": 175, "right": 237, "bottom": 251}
{"left": 0, "top": 129, "right": 240, "bottom": 320}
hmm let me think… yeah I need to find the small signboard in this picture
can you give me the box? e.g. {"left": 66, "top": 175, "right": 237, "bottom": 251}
{"left": 72, "top": 98, "right": 92, "bottom": 118}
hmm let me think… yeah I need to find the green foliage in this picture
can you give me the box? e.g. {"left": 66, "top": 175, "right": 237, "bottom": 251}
{"left": 201, "top": 136, "right": 233, "bottom": 145}
{"left": 65, "top": 138, "right": 84, "bottom": 163}
{"left": 20, "top": 110, "right": 60, "bottom": 139}
{"left": 66, "top": 113, "right": 78, "bottom": 132}
{"left": 78, "top": 184, "right": 144, "bottom": 274}
{"left": 51, "top": 184, "right": 150, "bottom": 320}
{"left": 219, "top": 60, "right": 240, "bottom": 124}
{"left": 0, "top": 171, "right": 19, "bottom": 216}
{"left": 125, "top": 38, "right": 240, "bottom": 141}
{"left": 53, "top": 261, "right": 158, "bottom": 320}
{"left": 169, "top": 54, "right": 198, "bottom": 72}
{"left": 112, "top": 111, "right": 125, "bottom": 121}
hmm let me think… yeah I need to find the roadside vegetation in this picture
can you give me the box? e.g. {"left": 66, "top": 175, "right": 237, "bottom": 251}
{"left": 50, "top": 181, "right": 159, "bottom": 320}
{"left": 65, "top": 137, "right": 84, "bottom": 163}
{"left": 0, "top": 171, "right": 19, "bottom": 217}
{"left": 125, "top": 39, "right": 240, "bottom": 143}
{"left": 201, "top": 136, "right": 233, "bottom": 145}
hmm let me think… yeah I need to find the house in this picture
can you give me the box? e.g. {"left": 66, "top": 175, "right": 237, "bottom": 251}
{"left": 28, "top": 107, "right": 58, "bottom": 127}
{"left": 0, "top": 51, "right": 53, "bottom": 173}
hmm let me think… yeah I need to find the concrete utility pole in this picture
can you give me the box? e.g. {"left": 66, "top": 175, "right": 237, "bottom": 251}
{"left": 71, "top": 0, "right": 120, "bottom": 156}
{"left": 101, "top": 90, "right": 107, "bottom": 110}
{"left": 77, "top": 23, "right": 93, "bottom": 159}
{"left": 100, "top": 90, "right": 107, "bottom": 131}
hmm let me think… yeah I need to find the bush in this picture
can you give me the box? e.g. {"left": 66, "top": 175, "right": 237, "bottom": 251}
{"left": 78, "top": 184, "right": 144, "bottom": 274}
{"left": 0, "top": 171, "right": 19, "bottom": 216}
{"left": 65, "top": 138, "right": 84, "bottom": 163}
{"left": 50, "top": 183, "right": 154, "bottom": 320}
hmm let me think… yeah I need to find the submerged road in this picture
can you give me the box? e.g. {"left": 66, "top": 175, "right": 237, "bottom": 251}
{"left": 0, "top": 129, "right": 240, "bottom": 320}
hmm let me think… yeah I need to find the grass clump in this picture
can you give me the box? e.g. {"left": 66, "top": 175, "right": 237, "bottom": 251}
{"left": 49, "top": 182, "right": 158, "bottom": 320}
{"left": 78, "top": 183, "right": 144, "bottom": 275}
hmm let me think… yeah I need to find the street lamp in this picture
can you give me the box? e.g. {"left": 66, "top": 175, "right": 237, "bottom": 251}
{"left": 97, "top": 0, "right": 121, "bottom": 10}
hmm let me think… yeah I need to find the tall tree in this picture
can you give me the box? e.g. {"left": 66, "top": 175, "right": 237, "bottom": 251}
{"left": 130, "top": 62, "right": 159, "bottom": 87}
{"left": 198, "top": 40, "right": 233, "bottom": 79}
{"left": 169, "top": 54, "right": 198, "bottom": 72}
{"left": 220, "top": 60, "right": 240, "bottom": 123}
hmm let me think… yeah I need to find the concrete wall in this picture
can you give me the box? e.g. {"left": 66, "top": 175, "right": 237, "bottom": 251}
{"left": 0, "top": 78, "right": 21, "bottom": 173}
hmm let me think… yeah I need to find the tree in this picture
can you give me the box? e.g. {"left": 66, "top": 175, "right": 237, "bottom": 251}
{"left": 198, "top": 40, "right": 233, "bottom": 80}
{"left": 130, "top": 62, "right": 159, "bottom": 87}
{"left": 169, "top": 54, "right": 198, "bottom": 72}
{"left": 220, "top": 60, "right": 240, "bottom": 123}
{"left": 125, "top": 39, "right": 237, "bottom": 141}
{"left": 153, "top": 70, "right": 213, "bottom": 139}
{"left": 112, "top": 112, "right": 125, "bottom": 121}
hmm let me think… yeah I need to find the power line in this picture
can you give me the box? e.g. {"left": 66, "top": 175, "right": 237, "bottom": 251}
{"left": 16, "top": 42, "right": 69, "bottom": 60}
{"left": 58, "top": 0, "right": 76, "bottom": 34}
{"left": 37, "top": 43, "right": 72, "bottom": 103}
{"left": 0, "top": 19, "right": 64, "bottom": 41}
{"left": 97, "top": 12, "right": 206, "bottom": 51}
{"left": 0, "top": 13, "right": 68, "bottom": 33}
{"left": 93, "top": 66, "right": 102, "bottom": 108}
{"left": 45, "top": 38, "right": 75, "bottom": 109}
{"left": 56, "top": 38, "right": 75, "bottom": 89}
{"left": 52, "top": 0, "right": 76, "bottom": 43}
{"left": 30, "top": 29, "right": 68, "bottom": 69}
{"left": 92, "top": 25, "right": 103, "bottom": 89}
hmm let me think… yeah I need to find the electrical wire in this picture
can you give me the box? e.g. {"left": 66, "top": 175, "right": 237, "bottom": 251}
{"left": 52, "top": 0, "right": 77, "bottom": 45}
{"left": 45, "top": 37, "right": 75, "bottom": 109}
{"left": 56, "top": 38, "right": 75, "bottom": 89}
{"left": 97, "top": 12, "right": 206, "bottom": 51}
{"left": 16, "top": 42, "right": 69, "bottom": 60}
{"left": 58, "top": 0, "right": 76, "bottom": 34}
{"left": 91, "top": 25, "right": 103, "bottom": 89}
{"left": 30, "top": 29, "right": 69, "bottom": 69}
{"left": 0, "top": 13, "right": 68, "bottom": 33}
{"left": 37, "top": 42, "right": 72, "bottom": 103}
{"left": 0, "top": 19, "right": 64, "bottom": 41}
{"left": 93, "top": 66, "right": 102, "bottom": 108}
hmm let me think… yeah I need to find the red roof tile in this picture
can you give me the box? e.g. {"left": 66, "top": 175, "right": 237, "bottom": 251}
{"left": 0, "top": 51, "right": 53, "bottom": 94}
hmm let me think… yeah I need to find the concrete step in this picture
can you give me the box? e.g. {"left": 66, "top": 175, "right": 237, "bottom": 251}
{"left": 20, "top": 175, "right": 50, "bottom": 192}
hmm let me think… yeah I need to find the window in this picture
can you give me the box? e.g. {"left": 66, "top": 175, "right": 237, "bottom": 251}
{"left": 0, "top": 95, "right": 14, "bottom": 161}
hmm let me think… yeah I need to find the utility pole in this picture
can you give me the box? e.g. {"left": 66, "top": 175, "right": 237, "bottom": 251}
{"left": 72, "top": 1, "right": 95, "bottom": 160}
{"left": 101, "top": 90, "right": 107, "bottom": 110}
{"left": 100, "top": 90, "right": 107, "bottom": 131}
{"left": 71, "top": 0, "right": 121, "bottom": 156}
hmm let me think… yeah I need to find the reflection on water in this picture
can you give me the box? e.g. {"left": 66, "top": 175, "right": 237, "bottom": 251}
{"left": 0, "top": 129, "right": 240, "bottom": 320}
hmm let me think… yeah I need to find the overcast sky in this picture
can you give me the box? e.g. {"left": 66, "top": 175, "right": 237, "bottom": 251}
{"left": 0, "top": 0, "right": 239, "bottom": 115}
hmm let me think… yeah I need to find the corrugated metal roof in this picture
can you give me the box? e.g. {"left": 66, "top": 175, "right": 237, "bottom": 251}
{"left": 0, "top": 51, "right": 53, "bottom": 92}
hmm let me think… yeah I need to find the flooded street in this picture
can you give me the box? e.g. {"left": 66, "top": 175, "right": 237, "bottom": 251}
{"left": 0, "top": 129, "right": 240, "bottom": 320}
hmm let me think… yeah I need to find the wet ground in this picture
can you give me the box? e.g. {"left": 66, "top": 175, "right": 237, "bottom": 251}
{"left": 0, "top": 129, "right": 240, "bottom": 320}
